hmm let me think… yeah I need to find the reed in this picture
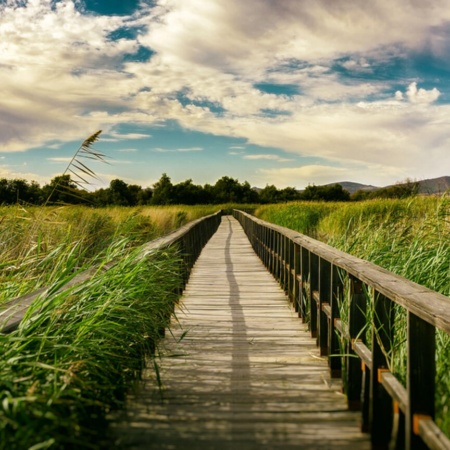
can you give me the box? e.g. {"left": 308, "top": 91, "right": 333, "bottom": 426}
{"left": 0, "top": 239, "right": 182, "bottom": 449}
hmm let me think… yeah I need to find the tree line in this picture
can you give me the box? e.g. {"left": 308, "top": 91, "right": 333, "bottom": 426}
{"left": 0, "top": 173, "right": 419, "bottom": 206}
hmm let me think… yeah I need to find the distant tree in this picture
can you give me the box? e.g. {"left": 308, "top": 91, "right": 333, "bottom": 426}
{"left": 212, "top": 176, "right": 240, "bottom": 203}
{"left": 301, "top": 184, "right": 350, "bottom": 202}
{"left": 90, "top": 187, "right": 109, "bottom": 206}
{"left": 259, "top": 184, "right": 279, "bottom": 204}
{"left": 0, "top": 178, "right": 43, "bottom": 205}
{"left": 42, "top": 174, "right": 87, "bottom": 204}
{"left": 240, "top": 181, "right": 259, "bottom": 203}
{"left": 27, "top": 181, "right": 44, "bottom": 204}
{"left": 108, "top": 179, "right": 133, "bottom": 206}
{"left": 151, "top": 173, "right": 174, "bottom": 205}
{"left": 173, "top": 179, "right": 205, "bottom": 205}
{"left": 136, "top": 187, "right": 153, "bottom": 205}
{"left": 212, "top": 176, "right": 258, "bottom": 204}
{"left": 278, "top": 187, "right": 301, "bottom": 202}
{"left": 350, "top": 189, "right": 371, "bottom": 201}
{"left": 202, "top": 184, "right": 215, "bottom": 204}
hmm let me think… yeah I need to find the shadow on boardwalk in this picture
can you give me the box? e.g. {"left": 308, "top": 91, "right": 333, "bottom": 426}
{"left": 108, "top": 216, "right": 370, "bottom": 450}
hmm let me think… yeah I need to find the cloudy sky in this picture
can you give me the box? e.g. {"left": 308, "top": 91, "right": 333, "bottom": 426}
{"left": 1, "top": 0, "right": 450, "bottom": 189}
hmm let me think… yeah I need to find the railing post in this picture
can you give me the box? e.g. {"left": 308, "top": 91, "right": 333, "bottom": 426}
{"left": 319, "top": 258, "right": 331, "bottom": 356}
{"left": 329, "top": 265, "right": 342, "bottom": 377}
{"left": 267, "top": 228, "right": 273, "bottom": 273}
{"left": 293, "top": 244, "right": 301, "bottom": 313}
{"left": 281, "top": 235, "right": 288, "bottom": 291}
{"left": 309, "top": 252, "right": 319, "bottom": 338}
{"left": 406, "top": 312, "right": 435, "bottom": 450}
{"left": 264, "top": 226, "right": 270, "bottom": 268}
{"left": 299, "top": 247, "right": 309, "bottom": 321}
{"left": 347, "top": 275, "right": 366, "bottom": 411}
{"left": 287, "top": 239, "right": 294, "bottom": 303}
{"left": 256, "top": 222, "right": 262, "bottom": 258}
{"left": 275, "top": 232, "right": 282, "bottom": 282}
{"left": 270, "top": 229, "right": 276, "bottom": 278}
{"left": 262, "top": 225, "right": 269, "bottom": 268}
{"left": 370, "top": 291, "right": 394, "bottom": 448}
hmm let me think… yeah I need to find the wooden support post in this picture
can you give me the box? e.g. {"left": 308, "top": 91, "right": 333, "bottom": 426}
{"left": 263, "top": 226, "right": 268, "bottom": 268}
{"left": 274, "top": 232, "right": 280, "bottom": 281}
{"left": 361, "top": 362, "right": 370, "bottom": 432}
{"left": 269, "top": 229, "right": 274, "bottom": 275}
{"left": 329, "top": 265, "right": 342, "bottom": 378}
{"left": 309, "top": 252, "right": 319, "bottom": 338}
{"left": 300, "top": 247, "right": 309, "bottom": 321}
{"left": 319, "top": 258, "right": 331, "bottom": 356}
{"left": 293, "top": 244, "right": 301, "bottom": 313}
{"left": 282, "top": 235, "right": 288, "bottom": 292}
{"left": 370, "top": 292, "right": 394, "bottom": 449}
{"left": 347, "top": 275, "right": 366, "bottom": 411}
{"left": 289, "top": 240, "right": 295, "bottom": 302}
{"left": 287, "top": 240, "right": 293, "bottom": 303}
{"left": 406, "top": 312, "right": 435, "bottom": 450}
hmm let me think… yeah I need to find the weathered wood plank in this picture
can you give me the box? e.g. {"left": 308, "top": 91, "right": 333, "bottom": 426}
{"left": 109, "top": 216, "right": 370, "bottom": 449}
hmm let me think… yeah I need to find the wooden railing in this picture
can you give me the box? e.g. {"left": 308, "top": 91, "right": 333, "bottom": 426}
{"left": 0, "top": 211, "right": 222, "bottom": 334}
{"left": 233, "top": 209, "right": 450, "bottom": 450}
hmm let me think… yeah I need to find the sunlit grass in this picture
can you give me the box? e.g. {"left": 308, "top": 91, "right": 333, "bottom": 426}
{"left": 0, "top": 205, "right": 221, "bottom": 304}
{"left": 0, "top": 240, "right": 181, "bottom": 449}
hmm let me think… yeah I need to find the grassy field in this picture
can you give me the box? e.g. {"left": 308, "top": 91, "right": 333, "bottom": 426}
{"left": 0, "top": 204, "right": 221, "bottom": 449}
{"left": 254, "top": 195, "right": 450, "bottom": 436}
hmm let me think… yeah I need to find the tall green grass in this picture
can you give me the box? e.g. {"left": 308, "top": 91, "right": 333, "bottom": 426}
{"left": 254, "top": 195, "right": 450, "bottom": 435}
{"left": 0, "top": 205, "right": 218, "bottom": 304}
{"left": 0, "top": 204, "right": 223, "bottom": 448}
{"left": 0, "top": 239, "right": 181, "bottom": 449}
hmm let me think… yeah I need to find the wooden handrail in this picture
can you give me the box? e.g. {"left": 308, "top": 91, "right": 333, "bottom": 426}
{"left": 0, "top": 211, "right": 222, "bottom": 334}
{"left": 233, "top": 209, "right": 450, "bottom": 450}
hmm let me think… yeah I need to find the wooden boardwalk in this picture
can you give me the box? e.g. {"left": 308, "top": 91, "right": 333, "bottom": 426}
{"left": 110, "top": 216, "right": 370, "bottom": 449}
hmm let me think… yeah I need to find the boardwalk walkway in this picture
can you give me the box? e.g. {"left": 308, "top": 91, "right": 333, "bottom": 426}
{"left": 110, "top": 216, "right": 370, "bottom": 449}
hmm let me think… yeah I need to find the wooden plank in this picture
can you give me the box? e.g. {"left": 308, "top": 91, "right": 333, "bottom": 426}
{"left": 109, "top": 216, "right": 370, "bottom": 449}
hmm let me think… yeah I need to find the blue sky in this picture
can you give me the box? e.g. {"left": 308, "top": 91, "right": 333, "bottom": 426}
{"left": 1, "top": 0, "right": 450, "bottom": 190}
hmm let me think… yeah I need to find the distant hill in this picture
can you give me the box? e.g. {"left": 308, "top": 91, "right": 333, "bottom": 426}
{"left": 327, "top": 181, "right": 379, "bottom": 195}
{"left": 254, "top": 176, "right": 449, "bottom": 196}
{"left": 416, "top": 176, "right": 450, "bottom": 194}
{"left": 327, "top": 177, "right": 449, "bottom": 195}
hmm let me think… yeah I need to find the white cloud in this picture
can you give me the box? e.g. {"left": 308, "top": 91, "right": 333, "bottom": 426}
{"left": 0, "top": 165, "right": 48, "bottom": 184}
{"left": 106, "top": 132, "right": 153, "bottom": 141}
{"left": 47, "top": 157, "right": 72, "bottom": 163}
{"left": 142, "top": 0, "right": 450, "bottom": 74}
{"left": 0, "top": 1, "right": 141, "bottom": 152}
{"left": 243, "top": 154, "right": 292, "bottom": 162}
{"left": 152, "top": 146, "right": 203, "bottom": 152}
{"left": 406, "top": 82, "right": 441, "bottom": 103}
